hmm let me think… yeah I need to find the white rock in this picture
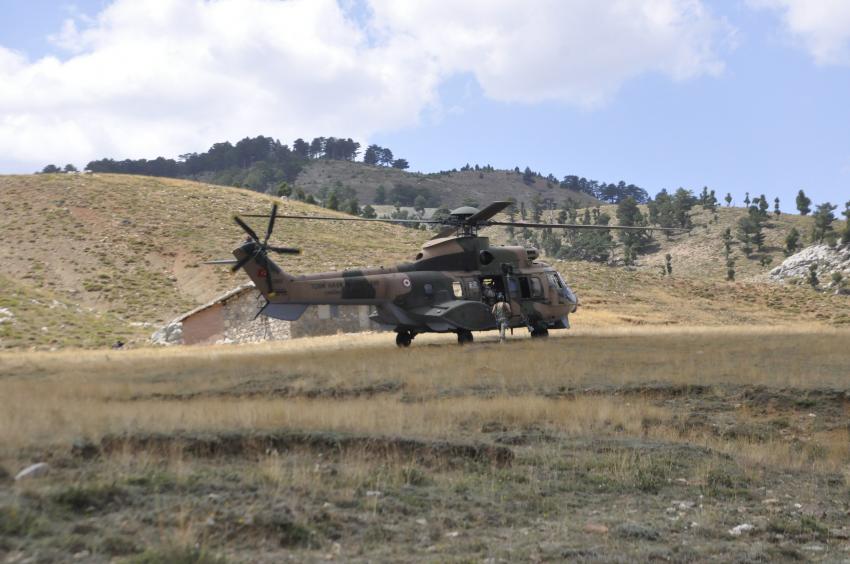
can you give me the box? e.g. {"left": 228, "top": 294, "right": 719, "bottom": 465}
{"left": 15, "top": 462, "right": 49, "bottom": 481}
{"left": 151, "top": 320, "right": 183, "bottom": 345}
{"left": 365, "top": 490, "right": 382, "bottom": 497}
{"left": 445, "top": 531, "right": 459, "bottom": 538}
{"left": 0, "top": 307, "right": 14, "bottom": 324}
{"left": 729, "top": 523, "right": 754, "bottom": 536}
{"left": 770, "top": 244, "right": 850, "bottom": 284}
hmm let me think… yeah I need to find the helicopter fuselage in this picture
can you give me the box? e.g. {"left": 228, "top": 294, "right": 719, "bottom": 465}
{"left": 235, "top": 234, "right": 578, "bottom": 338}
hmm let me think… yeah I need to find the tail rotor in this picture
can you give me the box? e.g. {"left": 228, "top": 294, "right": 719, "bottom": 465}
{"left": 231, "top": 204, "right": 301, "bottom": 292}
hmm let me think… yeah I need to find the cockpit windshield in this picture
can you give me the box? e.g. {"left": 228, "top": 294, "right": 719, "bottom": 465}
{"left": 554, "top": 272, "right": 577, "bottom": 305}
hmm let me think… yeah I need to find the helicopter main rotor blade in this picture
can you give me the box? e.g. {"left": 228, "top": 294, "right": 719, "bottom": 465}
{"left": 264, "top": 203, "right": 278, "bottom": 245}
{"left": 202, "top": 258, "right": 240, "bottom": 265}
{"left": 465, "top": 201, "right": 512, "bottom": 224}
{"left": 487, "top": 220, "right": 688, "bottom": 232}
{"left": 242, "top": 213, "right": 441, "bottom": 225}
{"left": 233, "top": 215, "right": 261, "bottom": 241}
{"left": 267, "top": 246, "right": 301, "bottom": 254}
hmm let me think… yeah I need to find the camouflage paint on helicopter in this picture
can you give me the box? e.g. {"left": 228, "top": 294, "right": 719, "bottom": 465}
{"left": 222, "top": 201, "right": 681, "bottom": 346}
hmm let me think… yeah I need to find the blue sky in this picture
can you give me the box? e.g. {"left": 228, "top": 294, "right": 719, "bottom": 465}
{"left": 1, "top": 0, "right": 848, "bottom": 209}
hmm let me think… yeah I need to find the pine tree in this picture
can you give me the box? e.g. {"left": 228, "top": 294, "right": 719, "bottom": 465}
{"left": 758, "top": 194, "right": 769, "bottom": 218}
{"left": 725, "top": 193, "right": 732, "bottom": 207}
{"left": 744, "top": 192, "right": 750, "bottom": 206}
{"left": 722, "top": 227, "right": 733, "bottom": 260}
{"left": 361, "top": 204, "right": 377, "bottom": 218}
{"left": 374, "top": 185, "right": 386, "bottom": 205}
{"left": 842, "top": 201, "right": 850, "bottom": 245}
{"left": 276, "top": 181, "right": 291, "bottom": 198}
{"left": 616, "top": 197, "right": 650, "bottom": 262}
{"left": 774, "top": 197, "right": 781, "bottom": 217}
{"left": 832, "top": 272, "right": 845, "bottom": 294}
{"left": 665, "top": 254, "right": 672, "bottom": 276}
{"left": 796, "top": 190, "right": 811, "bottom": 216}
{"left": 808, "top": 264, "right": 819, "bottom": 287}
{"left": 345, "top": 198, "right": 359, "bottom": 215}
{"left": 785, "top": 227, "right": 800, "bottom": 256}
{"left": 811, "top": 202, "right": 837, "bottom": 243}
{"left": 326, "top": 191, "right": 340, "bottom": 210}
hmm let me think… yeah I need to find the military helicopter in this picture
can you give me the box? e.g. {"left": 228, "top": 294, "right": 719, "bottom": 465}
{"left": 214, "top": 201, "right": 681, "bottom": 346}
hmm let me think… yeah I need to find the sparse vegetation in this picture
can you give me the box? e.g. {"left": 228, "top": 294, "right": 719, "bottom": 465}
{"left": 2, "top": 327, "right": 850, "bottom": 560}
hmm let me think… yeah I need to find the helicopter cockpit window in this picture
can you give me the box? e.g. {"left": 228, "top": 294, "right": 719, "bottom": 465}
{"left": 530, "top": 277, "right": 543, "bottom": 298}
{"left": 547, "top": 273, "right": 561, "bottom": 289}
{"left": 452, "top": 281, "right": 463, "bottom": 298}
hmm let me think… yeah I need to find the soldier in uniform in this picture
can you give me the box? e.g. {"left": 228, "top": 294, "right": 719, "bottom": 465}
{"left": 491, "top": 293, "right": 512, "bottom": 343}
{"left": 482, "top": 279, "right": 496, "bottom": 304}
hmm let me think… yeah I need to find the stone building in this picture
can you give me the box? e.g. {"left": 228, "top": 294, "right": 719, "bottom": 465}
{"left": 152, "top": 283, "right": 384, "bottom": 346}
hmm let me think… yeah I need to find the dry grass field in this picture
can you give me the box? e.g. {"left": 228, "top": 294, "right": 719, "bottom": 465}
{"left": 3, "top": 326, "right": 850, "bottom": 562}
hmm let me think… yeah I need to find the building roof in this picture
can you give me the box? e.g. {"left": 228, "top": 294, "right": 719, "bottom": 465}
{"left": 171, "top": 282, "right": 257, "bottom": 323}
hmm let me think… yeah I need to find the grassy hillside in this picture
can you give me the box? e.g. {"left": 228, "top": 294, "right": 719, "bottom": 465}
{"left": 293, "top": 160, "right": 600, "bottom": 208}
{"left": 0, "top": 173, "right": 428, "bottom": 348}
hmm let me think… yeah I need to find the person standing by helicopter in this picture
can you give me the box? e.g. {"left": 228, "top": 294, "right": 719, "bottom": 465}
{"left": 491, "top": 293, "right": 512, "bottom": 344}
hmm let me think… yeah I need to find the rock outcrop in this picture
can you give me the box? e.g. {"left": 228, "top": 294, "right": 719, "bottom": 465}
{"left": 770, "top": 244, "right": 850, "bottom": 289}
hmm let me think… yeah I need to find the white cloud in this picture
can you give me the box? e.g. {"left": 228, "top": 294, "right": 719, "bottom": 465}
{"left": 369, "top": 0, "right": 728, "bottom": 107}
{"left": 749, "top": 0, "right": 850, "bottom": 64}
{"left": 0, "top": 0, "right": 729, "bottom": 171}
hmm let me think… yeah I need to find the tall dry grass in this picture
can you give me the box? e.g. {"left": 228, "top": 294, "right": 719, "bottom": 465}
{"left": 0, "top": 392, "right": 666, "bottom": 453}
{"left": 2, "top": 326, "right": 849, "bottom": 474}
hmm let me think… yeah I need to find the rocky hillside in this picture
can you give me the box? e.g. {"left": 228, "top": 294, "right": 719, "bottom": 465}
{"left": 293, "top": 160, "right": 600, "bottom": 209}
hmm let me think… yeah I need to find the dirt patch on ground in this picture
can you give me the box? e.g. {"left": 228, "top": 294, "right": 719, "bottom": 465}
{"left": 126, "top": 379, "right": 404, "bottom": 402}
{"left": 92, "top": 430, "right": 514, "bottom": 468}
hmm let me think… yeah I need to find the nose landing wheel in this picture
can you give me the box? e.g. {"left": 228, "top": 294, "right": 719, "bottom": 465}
{"left": 530, "top": 327, "right": 549, "bottom": 339}
{"left": 457, "top": 330, "right": 474, "bottom": 345}
{"left": 395, "top": 331, "right": 414, "bottom": 347}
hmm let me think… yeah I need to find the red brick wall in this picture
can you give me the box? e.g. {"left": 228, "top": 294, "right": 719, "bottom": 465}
{"left": 182, "top": 303, "right": 225, "bottom": 345}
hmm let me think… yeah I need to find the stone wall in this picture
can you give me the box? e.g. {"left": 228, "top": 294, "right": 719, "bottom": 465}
{"left": 219, "top": 288, "right": 291, "bottom": 344}
{"left": 153, "top": 284, "right": 386, "bottom": 346}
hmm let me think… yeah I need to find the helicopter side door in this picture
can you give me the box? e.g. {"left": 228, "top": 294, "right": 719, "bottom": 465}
{"left": 505, "top": 275, "right": 526, "bottom": 323}
{"left": 508, "top": 274, "right": 551, "bottom": 323}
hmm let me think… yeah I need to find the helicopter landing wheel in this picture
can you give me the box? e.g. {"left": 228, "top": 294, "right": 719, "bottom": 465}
{"left": 530, "top": 327, "right": 549, "bottom": 339}
{"left": 395, "top": 331, "right": 414, "bottom": 348}
{"left": 457, "top": 330, "right": 474, "bottom": 345}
